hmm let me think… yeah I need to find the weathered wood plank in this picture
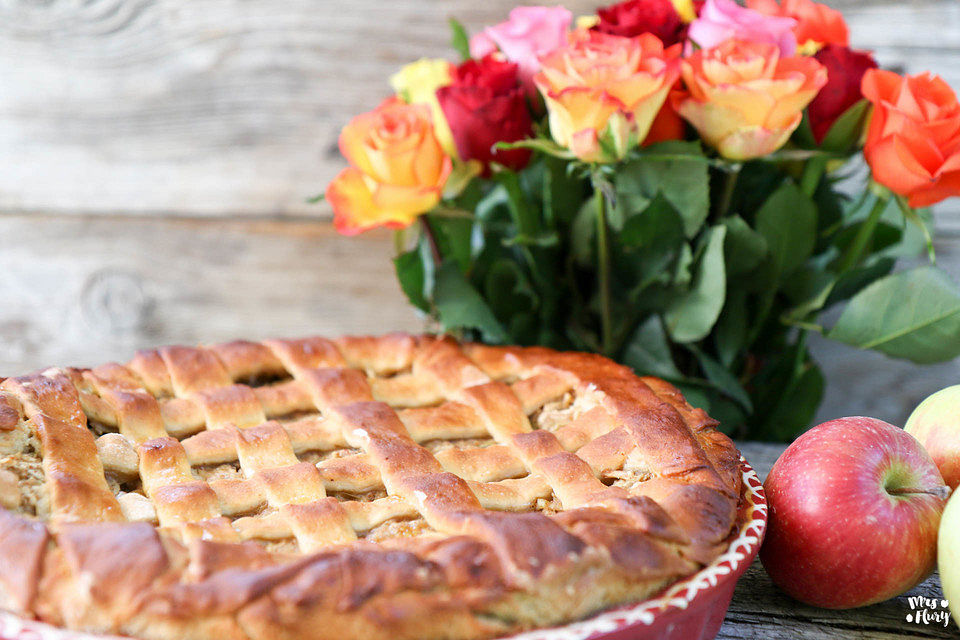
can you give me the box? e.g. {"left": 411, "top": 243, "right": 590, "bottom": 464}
{"left": 0, "top": 0, "right": 957, "bottom": 226}
{"left": 0, "top": 0, "right": 590, "bottom": 218}
{"left": 721, "top": 563, "right": 951, "bottom": 640}
{"left": 0, "top": 215, "right": 422, "bottom": 374}
{"left": 725, "top": 442, "right": 952, "bottom": 640}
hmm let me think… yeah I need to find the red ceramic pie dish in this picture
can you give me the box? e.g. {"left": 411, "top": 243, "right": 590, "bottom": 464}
{"left": 0, "top": 456, "right": 766, "bottom": 640}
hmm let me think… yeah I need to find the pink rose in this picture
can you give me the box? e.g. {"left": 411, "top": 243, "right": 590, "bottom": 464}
{"left": 688, "top": 0, "right": 797, "bottom": 56}
{"left": 469, "top": 6, "right": 572, "bottom": 94}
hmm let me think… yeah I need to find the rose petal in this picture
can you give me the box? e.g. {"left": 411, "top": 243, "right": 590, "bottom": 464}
{"left": 326, "top": 168, "right": 421, "bottom": 236}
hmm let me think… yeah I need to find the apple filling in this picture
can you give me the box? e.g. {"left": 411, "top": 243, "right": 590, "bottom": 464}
{"left": 530, "top": 386, "right": 602, "bottom": 432}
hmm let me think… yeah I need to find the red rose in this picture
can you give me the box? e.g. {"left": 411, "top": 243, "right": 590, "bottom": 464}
{"left": 808, "top": 45, "right": 878, "bottom": 143}
{"left": 437, "top": 55, "right": 533, "bottom": 174}
{"left": 593, "top": 0, "right": 686, "bottom": 46}
{"left": 450, "top": 56, "right": 518, "bottom": 94}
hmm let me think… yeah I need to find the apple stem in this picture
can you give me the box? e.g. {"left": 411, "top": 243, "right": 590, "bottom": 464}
{"left": 887, "top": 485, "right": 952, "bottom": 500}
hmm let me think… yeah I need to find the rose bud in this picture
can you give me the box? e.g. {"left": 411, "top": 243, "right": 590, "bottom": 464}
{"left": 326, "top": 98, "right": 452, "bottom": 235}
{"left": 436, "top": 55, "right": 533, "bottom": 174}
{"left": 534, "top": 29, "right": 681, "bottom": 163}
{"left": 672, "top": 40, "right": 826, "bottom": 160}
{"left": 808, "top": 45, "right": 878, "bottom": 144}
{"left": 862, "top": 69, "right": 960, "bottom": 207}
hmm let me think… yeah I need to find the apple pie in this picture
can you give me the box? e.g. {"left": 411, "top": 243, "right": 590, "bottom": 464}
{"left": 0, "top": 333, "right": 740, "bottom": 640}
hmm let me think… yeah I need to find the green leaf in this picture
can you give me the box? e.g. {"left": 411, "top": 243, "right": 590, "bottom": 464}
{"left": 782, "top": 268, "right": 835, "bottom": 321}
{"left": 820, "top": 99, "right": 871, "bottom": 153}
{"left": 826, "top": 257, "right": 896, "bottom": 305}
{"left": 615, "top": 141, "right": 709, "bottom": 237}
{"left": 475, "top": 184, "right": 510, "bottom": 223}
{"left": 664, "top": 225, "right": 727, "bottom": 343}
{"left": 449, "top": 18, "right": 471, "bottom": 61}
{"left": 673, "top": 243, "right": 694, "bottom": 287}
{"left": 443, "top": 160, "right": 482, "bottom": 199}
{"left": 792, "top": 110, "right": 817, "bottom": 148}
{"left": 690, "top": 346, "right": 753, "bottom": 411}
{"left": 542, "top": 155, "right": 587, "bottom": 228}
{"left": 484, "top": 260, "right": 539, "bottom": 335}
{"left": 495, "top": 138, "right": 575, "bottom": 159}
{"left": 701, "top": 393, "right": 747, "bottom": 436}
{"left": 306, "top": 192, "right": 325, "bottom": 204}
{"left": 895, "top": 196, "right": 937, "bottom": 264}
{"left": 619, "top": 193, "right": 686, "bottom": 289}
{"left": 675, "top": 383, "right": 712, "bottom": 415}
{"left": 813, "top": 179, "right": 845, "bottom": 243}
{"left": 621, "top": 315, "right": 683, "bottom": 379}
{"left": 715, "top": 289, "right": 747, "bottom": 368}
{"left": 393, "top": 248, "right": 428, "bottom": 313}
{"left": 502, "top": 231, "right": 559, "bottom": 248}
{"left": 721, "top": 215, "right": 767, "bottom": 275}
{"left": 431, "top": 216, "right": 474, "bottom": 272}
{"left": 571, "top": 197, "right": 596, "bottom": 266}
{"left": 764, "top": 362, "right": 825, "bottom": 441}
{"left": 434, "top": 261, "right": 508, "bottom": 343}
{"left": 832, "top": 220, "right": 902, "bottom": 259}
{"left": 828, "top": 266, "right": 960, "bottom": 363}
{"left": 755, "top": 181, "right": 817, "bottom": 281}
{"left": 494, "top": 171, "right": 541, "bottom": 237}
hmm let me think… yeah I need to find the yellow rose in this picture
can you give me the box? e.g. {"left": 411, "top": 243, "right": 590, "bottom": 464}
{"left": 389, "top": 58, "right": 457, "bottom": 157}
{"left": 326, "top": 98, "right": 452, "bottom": 235}
{"left": 671, "top": 0, "right": 697, "bottom": 22}
{"left": 534, "top": 29, "right": 681, "bottom": 163}
{"left": 672, "top": 40, "right": 827, "bottom": 160}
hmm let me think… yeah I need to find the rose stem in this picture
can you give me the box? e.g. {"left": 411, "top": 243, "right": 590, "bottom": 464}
{"left": 837, "top": 194, "right": 888, "bottom": 273}
{"left": 419, "top": 216, "right": 443, "bottom": 266}
{"left": 800, "top": 156, "right": 827, "bottom": 198}
{"left": 717, "top": 163, "right": 741, "bottom": 218}
{"left": 593, "top": 176, "right": 614, "bottom": 357}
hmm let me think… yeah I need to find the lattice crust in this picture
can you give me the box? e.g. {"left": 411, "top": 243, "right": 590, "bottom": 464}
{"left": 0, "top": 334, "right": 741, "bottom": 640}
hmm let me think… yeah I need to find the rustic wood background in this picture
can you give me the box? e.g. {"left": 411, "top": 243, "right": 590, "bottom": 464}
{"left": 0, "top": 0, "right": 958, "bottom": 428}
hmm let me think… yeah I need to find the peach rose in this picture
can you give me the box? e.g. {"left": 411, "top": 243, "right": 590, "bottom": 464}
{"left": 534, "top": 29, "right": 681, "bottom": 162}
{"left": 672, "top": 40, "right": 827, "bottom": 160}
{"left": 326, "top": 98, "right": 452, "bottom": 235}
{"left": 748, "top": 0, "right": 849, "bottom": 54}
{"left": 862, "top": 69, "right": 960, "bottom": 208}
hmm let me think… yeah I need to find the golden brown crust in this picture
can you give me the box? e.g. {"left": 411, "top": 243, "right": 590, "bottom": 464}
{"left": 0, "top": 333, "right": 740, "bottom": 640}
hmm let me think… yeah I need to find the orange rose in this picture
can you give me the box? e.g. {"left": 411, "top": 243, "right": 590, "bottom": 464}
{"left": 326, "top": 98, "right": 452, "bottom": 235}
{"left": 862, "top": 69, "right": 960, "bottom": 208}
{"left": 534, "top": 29, "right": 681, "bottom": 163}
{"left": 672, "top": 40, "right": 827, "bottom": 160}
{"left": 643, "top": 100, "right": 686, "bottom": 147}
{"left": 748, "top": 0, "right": 848, "bottom": 53}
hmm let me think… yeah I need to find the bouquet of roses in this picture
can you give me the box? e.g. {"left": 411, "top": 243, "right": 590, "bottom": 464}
{"left": 321, "top": 0, "right": 960, "bottom": 441}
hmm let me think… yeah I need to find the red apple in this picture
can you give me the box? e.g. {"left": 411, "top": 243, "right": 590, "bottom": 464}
{"left": 760, "top": 416, "right": 950, "bottom": 609}
{"left": 906, "top": 384, "right": 960, "bottom": 490}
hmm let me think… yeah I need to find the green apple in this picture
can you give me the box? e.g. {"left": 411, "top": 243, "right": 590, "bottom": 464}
{"left": 940, "top": 488, "right": 960, "bottom": 629}
{"left": 907, "top": 385, "right": 960, "bottom": 490}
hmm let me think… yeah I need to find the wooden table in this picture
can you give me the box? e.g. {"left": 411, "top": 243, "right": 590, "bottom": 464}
{"left": 723, "top": 442, "right": 954, "bottom": 639}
